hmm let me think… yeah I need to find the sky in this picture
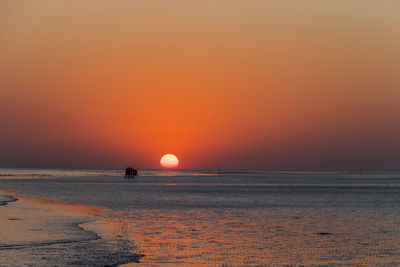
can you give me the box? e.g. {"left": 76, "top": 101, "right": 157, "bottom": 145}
{"left": 1, "top": 1, "right": 399, "bottom": 170}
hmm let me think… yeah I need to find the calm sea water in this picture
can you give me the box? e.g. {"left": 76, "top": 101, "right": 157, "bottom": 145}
{"left": 1, "top": 168, "right": 400, "bottom": 266}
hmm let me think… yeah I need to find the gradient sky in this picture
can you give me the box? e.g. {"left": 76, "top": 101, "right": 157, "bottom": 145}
{"left": 1, "top": 1, "right": 399, "bottom": 170}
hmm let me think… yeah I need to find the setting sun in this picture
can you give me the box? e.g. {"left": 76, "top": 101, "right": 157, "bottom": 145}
{"left": 160, "top": 154, "right": 179, "bottom": 169}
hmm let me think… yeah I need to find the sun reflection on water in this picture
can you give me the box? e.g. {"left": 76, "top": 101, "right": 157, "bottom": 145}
{"left": 103, "top": 208, "right": 400, "bottom": 266}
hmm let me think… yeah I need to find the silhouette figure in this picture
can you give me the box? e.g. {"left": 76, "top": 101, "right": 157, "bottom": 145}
{"left": 124, "top": 167, "right": 131, "bottom": 178}
{"left": 124, "top": 167, "right": 138, "bottom": 178}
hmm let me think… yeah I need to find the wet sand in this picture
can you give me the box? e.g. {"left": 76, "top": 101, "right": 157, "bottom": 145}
{"left": 115, "top": 208, "right": 400, "bottom": 266}
{"left": 0, "top": 192, "right": 17, "bottom": 206}
{"left": 0, "top": 190, "right": 143, "bottom": 267}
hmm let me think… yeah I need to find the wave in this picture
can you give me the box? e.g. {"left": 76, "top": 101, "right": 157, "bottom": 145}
{"left": 0, "top": 220, "right": 143, "bottom": 266}
{"left": 0, "top": 194, "right": 17, "bottom": 205}
{"left": 0, "top": 191, "right": 144, "bottom": 266}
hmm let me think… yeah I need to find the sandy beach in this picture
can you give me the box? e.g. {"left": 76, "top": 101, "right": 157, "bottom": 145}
{"left": 0, "top": 189, "right": 143, "bottom": 267}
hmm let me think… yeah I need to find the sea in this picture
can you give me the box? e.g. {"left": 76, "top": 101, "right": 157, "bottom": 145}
{"left": 1, "top": 168, "right": 400, "bottom": 266}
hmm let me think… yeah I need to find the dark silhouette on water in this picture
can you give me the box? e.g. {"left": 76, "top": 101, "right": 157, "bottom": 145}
{"left": 124, "top": 167, "right": 138, "bottom": 178}
{"left": 316, "top": 232, "right": 333, "bottom": 236}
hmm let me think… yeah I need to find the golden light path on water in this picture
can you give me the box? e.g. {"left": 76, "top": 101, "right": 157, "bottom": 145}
{"left": 104, "top": 208, "right": 400, "bottom": 266}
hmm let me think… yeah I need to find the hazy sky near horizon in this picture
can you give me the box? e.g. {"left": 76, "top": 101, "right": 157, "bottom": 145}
{"left": 1, "top": 1, "right": 399, "bottom": 170}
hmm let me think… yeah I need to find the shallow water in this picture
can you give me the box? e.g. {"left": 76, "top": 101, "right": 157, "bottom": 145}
{"left": 1, "top": 169, "right": 400, "bottom": 265}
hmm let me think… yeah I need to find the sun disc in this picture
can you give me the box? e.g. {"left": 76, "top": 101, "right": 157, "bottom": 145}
{"left": 160, "top": 154, "right": 179, "bottom": 168}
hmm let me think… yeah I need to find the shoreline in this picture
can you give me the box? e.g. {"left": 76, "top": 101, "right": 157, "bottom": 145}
{"left": 0, "top": 195, "right": 17, "bottom": 206}
{"left": 0, "top": 188, "right": 143, "bottom": 266}
{"left": 0, "top": 188, "right": 18, "bottom": 205}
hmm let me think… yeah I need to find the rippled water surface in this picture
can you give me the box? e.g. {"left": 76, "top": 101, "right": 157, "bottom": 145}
{"left": 1, "top": 169, "right": 400, "bottom": 265}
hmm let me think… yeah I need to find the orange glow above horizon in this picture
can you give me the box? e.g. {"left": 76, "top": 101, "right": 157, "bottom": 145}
{"left": 0, "top": 1, "right": 399, "bottom": 170}
{"left": 160, "top": 154, "right": 179, "bottom": 169}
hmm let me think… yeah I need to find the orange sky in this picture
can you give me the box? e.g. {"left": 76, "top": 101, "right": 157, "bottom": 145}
{"left": 1, "top": 1, "right": 399, "bottom": 170}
